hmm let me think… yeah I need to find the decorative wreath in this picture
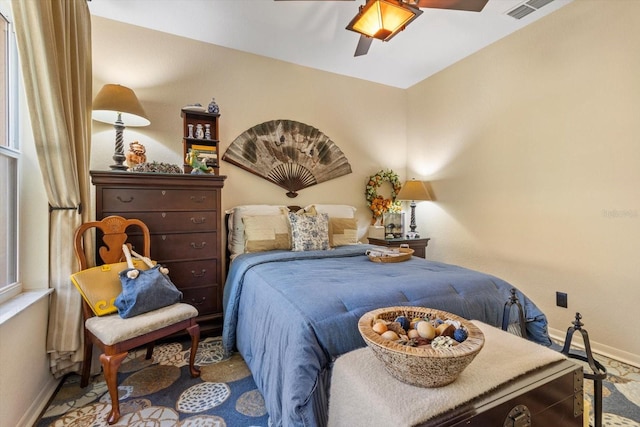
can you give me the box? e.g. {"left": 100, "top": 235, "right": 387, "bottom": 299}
{"left": 365, "top": 169, "right": 403, "bottom": 221}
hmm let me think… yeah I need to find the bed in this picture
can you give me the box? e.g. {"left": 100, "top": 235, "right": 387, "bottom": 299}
{"left": 221, "top": 205, "right": 552, "bottom": 427}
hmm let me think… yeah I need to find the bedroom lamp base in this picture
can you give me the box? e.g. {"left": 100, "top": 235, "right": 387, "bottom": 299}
{"left": 406, "top": 201, "right": 419, "bottom": 238}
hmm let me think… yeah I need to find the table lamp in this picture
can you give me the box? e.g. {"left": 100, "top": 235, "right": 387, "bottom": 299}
{"left": 396, "top": 179, "right": 431, "bottom": 238}
{"left": 92, "top": 84, "right": 150, "bottom": 170}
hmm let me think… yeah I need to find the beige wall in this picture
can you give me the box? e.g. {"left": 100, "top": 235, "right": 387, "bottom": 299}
{"left": 91, "top": 17, "right": 409, "bottom": 235}
{"left": 407, "top": 0, "right": 639, "bottom": 363}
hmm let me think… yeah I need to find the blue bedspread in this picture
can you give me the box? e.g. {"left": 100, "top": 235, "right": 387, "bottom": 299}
{"left": 222, "top": 245, "right": 551, "bottom": 427}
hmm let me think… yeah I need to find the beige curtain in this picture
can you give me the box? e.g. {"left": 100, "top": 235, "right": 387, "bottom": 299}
{"left": 11, "top": 0, "right": 93, "bottom": 377}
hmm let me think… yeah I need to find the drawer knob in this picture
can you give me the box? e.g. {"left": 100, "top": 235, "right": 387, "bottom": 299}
{"left": 190, "top": 195, "right": 206, "bottom": 203}
{"left": 116, "top": 196, "right": 134, "bottom": 203}
{"left": 190, "top": 242, "right": 207, "bottom": 249}
{"left": 190, "top": 217, "right": 206, "bottom": 224}
{"left": 189, "top": 297, "right": 206, "bottom": 306}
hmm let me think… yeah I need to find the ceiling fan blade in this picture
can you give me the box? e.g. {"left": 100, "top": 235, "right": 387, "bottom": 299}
{"left": 414, "top": 0, "right": 489, "bottom": 12}
{"left": 354, "top": 35, "right": 373, "bottom": 57}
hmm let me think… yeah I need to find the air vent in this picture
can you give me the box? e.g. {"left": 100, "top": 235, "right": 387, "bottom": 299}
{"left": 506, "top": 0, "right": 554, "bottom": 19}
{"left": 507, "top": 4, "right": 535, "bottom": 19}
{"left": 527, "top": 0, "right": 554, "bottom": 9}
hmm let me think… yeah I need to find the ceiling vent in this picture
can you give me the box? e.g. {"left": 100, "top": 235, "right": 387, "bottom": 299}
{"left": 506, "top": 0, "right": 554, "bottom": 19}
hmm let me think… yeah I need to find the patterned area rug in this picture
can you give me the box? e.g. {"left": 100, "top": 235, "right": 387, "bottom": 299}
{"left": 549, "top": 341, "right": 640, "bottom": 427}
{"left": 35, "top": 336, "right": 268, "bottom": 426}
{"left": 35, "top": 336, "right": 639, "bottom": 426}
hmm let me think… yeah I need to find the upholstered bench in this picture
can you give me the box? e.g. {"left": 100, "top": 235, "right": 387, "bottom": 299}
{"left": 329, "top": 321, "right": 584, "bottom": 427}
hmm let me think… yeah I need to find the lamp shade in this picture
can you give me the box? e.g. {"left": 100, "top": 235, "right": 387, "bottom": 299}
{"left": 92, "top": 84, "right": 150, "bottom": 127}
{"left": 346, "top": 0, "right": 421, "bottom": 41}
{"left": 396, "top": 179, "right": 431, "bottom": 201}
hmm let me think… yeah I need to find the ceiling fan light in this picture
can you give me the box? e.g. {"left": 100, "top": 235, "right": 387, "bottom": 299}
{"left": 347, "top": 0, "right": 420, "bottom": 41}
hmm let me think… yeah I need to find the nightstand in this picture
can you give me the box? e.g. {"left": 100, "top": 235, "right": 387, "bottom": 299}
{"left": 367, "top": 237, "right": 430, "bottom": 259}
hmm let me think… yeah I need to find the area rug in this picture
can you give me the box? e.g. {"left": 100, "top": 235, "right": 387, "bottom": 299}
{"left": 35, "top": 336, "right": 268, "bottom": 426}
{"left": 35, "top": 335, "right": 640, "bottom": 426}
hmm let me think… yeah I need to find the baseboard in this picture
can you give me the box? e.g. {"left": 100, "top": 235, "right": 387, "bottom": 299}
{"left": 548, "top": 326, "right": 640, "bottom": 369}
{"left": 16, "top": 375, "right": 60, "bottom": 427}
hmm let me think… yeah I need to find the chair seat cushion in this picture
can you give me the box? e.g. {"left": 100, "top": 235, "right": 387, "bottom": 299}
{"left": 85, "top": 303, "right": 198, "bottom": 345}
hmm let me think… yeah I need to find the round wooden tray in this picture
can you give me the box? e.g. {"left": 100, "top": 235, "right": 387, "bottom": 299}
{"left": 366, "top": 246, "right": 414, "bottom": 263}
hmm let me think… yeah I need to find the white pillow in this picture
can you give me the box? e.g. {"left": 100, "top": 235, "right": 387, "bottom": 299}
{"left": 303, "top": 204, "right": 356, "bottom": 218}
{"left": 227, "top": 205, "right": 289, "bottom": 258}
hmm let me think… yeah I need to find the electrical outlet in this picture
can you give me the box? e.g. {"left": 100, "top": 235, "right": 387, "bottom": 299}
{"left": 556, "top": 292, "right": 568, "bottom": 308}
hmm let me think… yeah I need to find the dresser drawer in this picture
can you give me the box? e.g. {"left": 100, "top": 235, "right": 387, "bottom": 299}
{"left": 102, "top": 188, "right": 218, "bottom": 212}
{"left": 163, "top": 259, "right": 218, "bottom": 288}
{"left": 152, "top": 232, "right": 218, "bottom": 261}
{"left": 182, "top": 285, "right": 220, "bottom": 315}
{"left": 112, "top": 211, "right": 218, "bottom": 233}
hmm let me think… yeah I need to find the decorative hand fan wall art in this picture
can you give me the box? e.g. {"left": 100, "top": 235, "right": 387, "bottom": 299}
{"left": 223, "top": 120, "right": 352, "bottom": 197}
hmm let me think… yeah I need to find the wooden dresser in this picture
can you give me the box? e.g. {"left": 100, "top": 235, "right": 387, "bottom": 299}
{"left": 91, "top": 171, "right": 226, "bottom": 334}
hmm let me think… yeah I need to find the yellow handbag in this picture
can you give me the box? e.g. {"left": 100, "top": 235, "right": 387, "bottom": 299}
{"left": 71, "top": 258, "right": 153, "bottom": 316}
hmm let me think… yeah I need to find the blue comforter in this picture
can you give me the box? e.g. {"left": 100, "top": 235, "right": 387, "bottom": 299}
{"left": 222, "top": 245, "right": 551, "bottom": 427}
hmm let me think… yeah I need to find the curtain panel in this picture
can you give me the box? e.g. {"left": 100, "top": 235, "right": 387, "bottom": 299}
{"left": 11, "top": 0, "right": 93, "bottom": 377}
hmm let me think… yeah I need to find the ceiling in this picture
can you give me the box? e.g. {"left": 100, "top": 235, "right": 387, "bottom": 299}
{"left": 88, "top": 0, "right": 573, "bottom": 89}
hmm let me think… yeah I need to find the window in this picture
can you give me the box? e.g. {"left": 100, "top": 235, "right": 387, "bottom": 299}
{"left": 0, "top": 8, "right": 20, "bottom": 304}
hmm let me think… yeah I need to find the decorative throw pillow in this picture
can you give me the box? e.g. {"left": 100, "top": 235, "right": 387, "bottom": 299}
{"left": 329, "top": 217, "right": 358, "bottom": 247}
{"left": 288, "top": 212, "right": 330, "bottom": 251}
{"left": 226, "top": 205, "right": 289, "bottom": 258}
{"left": 243, "top": 214, "right": 291, "bottom": 253}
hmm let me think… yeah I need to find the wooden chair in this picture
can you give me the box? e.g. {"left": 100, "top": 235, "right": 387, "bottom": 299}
{"left": 73, "top": 215, "right": 201, "bottom": 424}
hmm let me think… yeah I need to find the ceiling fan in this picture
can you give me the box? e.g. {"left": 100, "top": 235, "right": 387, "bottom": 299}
{"left": 275, "top": 0, "right": 489, "bottom": 56}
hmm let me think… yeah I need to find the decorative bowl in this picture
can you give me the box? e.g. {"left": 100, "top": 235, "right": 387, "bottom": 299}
{"left": 358, "top": 306, "right": 485, "bottom": 388}
{"left": 366, "top": 247, "right": 414, "bottom": 263}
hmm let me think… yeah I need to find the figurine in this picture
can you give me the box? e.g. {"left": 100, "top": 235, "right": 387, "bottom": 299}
{"left": 186, "top": 150, "right": 213, "bottom": 174}
{"left": 195, "top": 124, "right": 205, "bottom": 139}
{"left": 126, "top": 141, "right": 146, "bottom": 169}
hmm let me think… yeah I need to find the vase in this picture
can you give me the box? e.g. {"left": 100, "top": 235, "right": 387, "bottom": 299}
{"left": 187, "top": 124, "right": 194, "bottom": 139}
{"left": 207, "top": 98, "right": 219, "bottom": 114}
{"left": 195, "top": 124, "right": 205, "bottom": 139}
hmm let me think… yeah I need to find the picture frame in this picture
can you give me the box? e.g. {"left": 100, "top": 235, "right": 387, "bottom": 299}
{"left": 382, "top": 212, "right": 404, "bottom": 239}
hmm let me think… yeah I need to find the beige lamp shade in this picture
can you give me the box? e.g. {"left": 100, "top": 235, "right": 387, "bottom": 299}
{"left": 396, "top": 179, "right": 431, "bottom": 201}
{"left": 92, "top": 84, "right": 150, "bottom": 127}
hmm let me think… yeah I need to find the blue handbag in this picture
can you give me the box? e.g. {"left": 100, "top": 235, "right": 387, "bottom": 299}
{"left": 115, "top": 245, "right": 182, "bottom": 318}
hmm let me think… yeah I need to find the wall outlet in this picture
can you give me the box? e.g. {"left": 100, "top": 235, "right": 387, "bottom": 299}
{"left": 556, "top": 292, "right": 568, "bottom": 308}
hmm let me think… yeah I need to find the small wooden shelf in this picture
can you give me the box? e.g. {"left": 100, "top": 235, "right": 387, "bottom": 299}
{"left": 181, "top": 109, "right": 220, "bottom": 174}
